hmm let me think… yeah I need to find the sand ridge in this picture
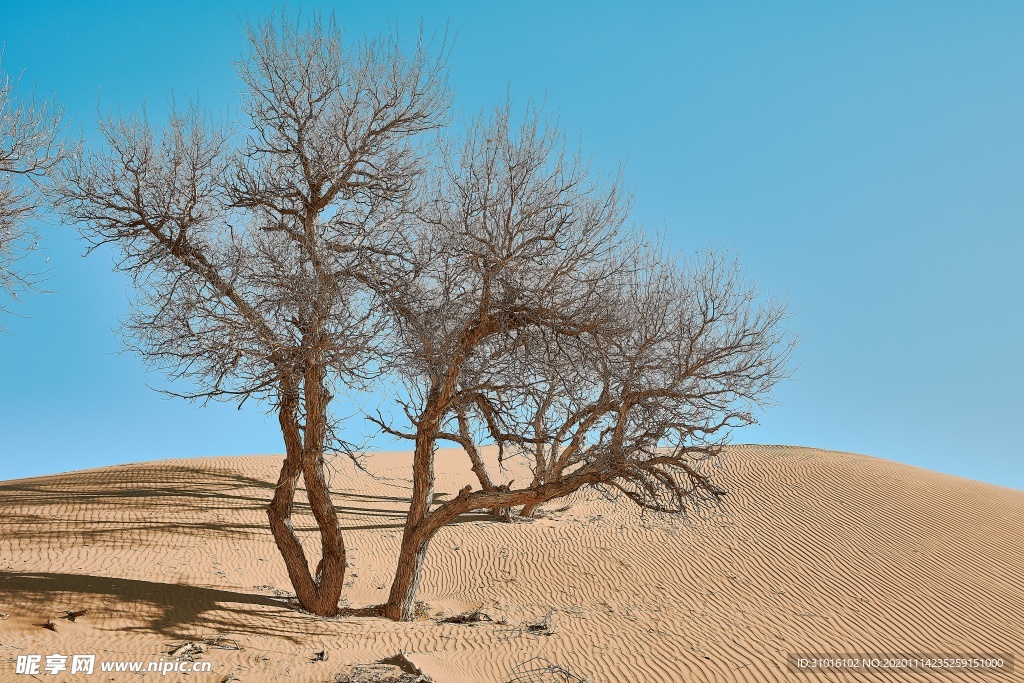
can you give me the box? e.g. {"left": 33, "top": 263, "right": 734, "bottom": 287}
{"left": 0, "top": 445, "right": 1020, "bottom": 682}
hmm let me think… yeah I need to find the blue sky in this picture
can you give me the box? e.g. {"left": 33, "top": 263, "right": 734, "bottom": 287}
{"left": 1, "top": 1, "right": 1021, "bottom": 489}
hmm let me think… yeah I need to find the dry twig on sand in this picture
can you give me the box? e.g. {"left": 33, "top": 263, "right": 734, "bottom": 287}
{"left": 203, "top": 635, "right": 241, "bottom": 650}
{"left": 505, "top": 657, "right": 589, "bottom": 683}
{"left": 437, "top": 608, "right": 493, "bottom": 625}
{"left": 333, "top": 652, "right": 432, "bottom": 683}
{"left": 166, "top": 641, "right": 204, "bottom": 661}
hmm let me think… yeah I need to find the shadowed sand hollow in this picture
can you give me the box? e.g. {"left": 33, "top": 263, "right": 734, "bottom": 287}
{"left": 0, "top": 445, "right": 1020, "bottom": 682}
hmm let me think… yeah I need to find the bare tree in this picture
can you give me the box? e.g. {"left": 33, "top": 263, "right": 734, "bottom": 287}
{"left": 0, "top": 56, "right": 65, "bottom": 316}
{"left": 372, "top": 105, "right": 793, "bottom": 620}
{"left": 47, "top": 11, "right": 789, "bottom": 624}
{"left": 368, "top": 104, "right": 638, "bottom": 620}
{"left": 52, "top": 13, "right": 449, "bottom": 617}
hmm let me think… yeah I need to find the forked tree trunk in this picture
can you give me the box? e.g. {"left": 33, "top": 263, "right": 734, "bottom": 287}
{"left": 266, "top": 374, "right": 347, "bottom": 617}
{"left": 383, "top": 462, "right": 603, "bottom": 620}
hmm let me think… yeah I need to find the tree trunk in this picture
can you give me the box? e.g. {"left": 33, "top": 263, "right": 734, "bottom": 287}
{"left": 266, "top": 372, "right": 346, "bottom": 617}
{"left": 383, "top": 484, "right": 473, "bottom": 620}
{"left": 299, "top": 453, "right": 346, "bottom": 615}
{"left": 300, "top": 364, "right": 347, "bottom": 616}
{"left": 267, "top": 445, "right": 320, "bottom": 607}
{"left": 383, "top": 424, "right": 437, "bottom": 620}
{"left": 383, "top": 521, "right": 432, "bottom": 621}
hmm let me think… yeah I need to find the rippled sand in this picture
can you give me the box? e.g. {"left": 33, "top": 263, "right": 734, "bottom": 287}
{"left": 1, "top": 445, "right": 1020, "bottom": 682}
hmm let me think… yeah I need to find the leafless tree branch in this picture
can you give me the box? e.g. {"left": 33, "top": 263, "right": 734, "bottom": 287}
{"left": 0, "top": 55, "right": 66, "bottom": 318}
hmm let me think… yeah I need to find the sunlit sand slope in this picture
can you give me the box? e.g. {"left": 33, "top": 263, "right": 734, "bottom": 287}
{"left": 0, "top": 445, "right": 1020, "bottom": 682}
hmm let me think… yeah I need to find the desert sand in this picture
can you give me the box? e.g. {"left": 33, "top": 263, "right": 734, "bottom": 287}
{"left": 0, "top": 444, "right": 1020, "bottom": 682}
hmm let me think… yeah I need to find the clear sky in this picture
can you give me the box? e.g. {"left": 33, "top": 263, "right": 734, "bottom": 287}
{"left": 1, "top": 1, "right": 1021, "bottom": 489}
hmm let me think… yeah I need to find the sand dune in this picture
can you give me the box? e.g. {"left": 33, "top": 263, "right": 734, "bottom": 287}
{"left": 0, "top": 445, "right": 1020, "bottom": 682}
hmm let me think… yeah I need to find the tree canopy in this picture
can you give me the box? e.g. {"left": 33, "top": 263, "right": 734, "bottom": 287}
{"left": 52, "top": 12, "right": 793, "bottom": 620}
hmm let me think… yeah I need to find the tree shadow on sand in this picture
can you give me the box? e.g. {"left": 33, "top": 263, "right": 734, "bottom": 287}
{"left": 0, "top": 461, "right": 523, "bottom": 642}
{"left": 0, "top": 571, "right": 341, "bottom": 643}
{"left": 0, "top": 462, "right": 420, "bottom": 547}
{"left": 0, "top": 462, "right": 512, "bottom": 549}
